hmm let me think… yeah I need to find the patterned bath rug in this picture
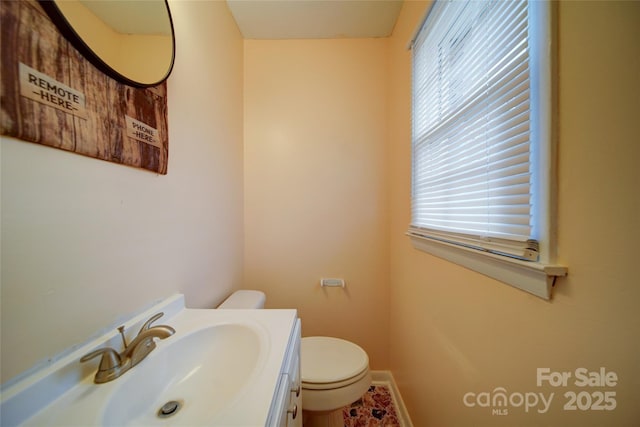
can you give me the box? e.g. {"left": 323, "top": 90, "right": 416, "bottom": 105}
{"left": 343, "top": 384, "right": 401, "bottom": 426}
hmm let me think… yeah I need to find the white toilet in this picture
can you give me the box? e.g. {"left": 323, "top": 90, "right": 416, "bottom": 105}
{"left": 218, "top": 290, "right": 372, "bottom": 427}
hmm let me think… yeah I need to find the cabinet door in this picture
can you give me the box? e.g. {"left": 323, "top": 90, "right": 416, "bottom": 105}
{"left": 270, "top": 373, "right": 290, "bottom": 427}
{"left": 268, "top": 318, "right": 302, "bottom": 427}
{"left": 286, "top": 350, "right": 302, "bottom": 427}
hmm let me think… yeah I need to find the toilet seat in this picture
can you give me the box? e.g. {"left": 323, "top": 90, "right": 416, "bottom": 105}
{"left": 301, "top": 337, "right": 369, "bottom": 390}
{"left": 302, "top": 367, "right": 370, "bottom": 390}
{"left": 300, "top": 336, "right": 372, "bottom": 417}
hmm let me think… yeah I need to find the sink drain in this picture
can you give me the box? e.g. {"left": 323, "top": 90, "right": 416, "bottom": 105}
{"left": 157, "top": 400, "right": 182, "bottom": 418}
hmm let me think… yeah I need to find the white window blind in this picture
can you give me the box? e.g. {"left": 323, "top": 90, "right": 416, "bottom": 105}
{"left": 410, "top": 0, "right": 539, "bottom": 262}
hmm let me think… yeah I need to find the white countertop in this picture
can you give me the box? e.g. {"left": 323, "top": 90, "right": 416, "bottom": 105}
{"left": 1, "top": 295, "right": 298, "bottom": 427}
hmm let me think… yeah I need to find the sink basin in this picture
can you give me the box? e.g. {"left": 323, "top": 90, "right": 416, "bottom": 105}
{"left": 103, "top": 323, "right": 263, "bottom": 426}
{"left": 2, "top": 297, "right": 298, "bottom": 427}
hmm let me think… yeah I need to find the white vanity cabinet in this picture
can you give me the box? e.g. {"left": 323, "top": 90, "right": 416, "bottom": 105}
{"left": 267, "top": 318, "right": 302, "bottom": 427}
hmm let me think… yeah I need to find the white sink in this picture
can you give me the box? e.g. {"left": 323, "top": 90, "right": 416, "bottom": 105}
{"left": 103, "top": 323, "right": 263, "bottom": 426}
{"left": 1, "top": 295, "right": 298, "bottom": 427}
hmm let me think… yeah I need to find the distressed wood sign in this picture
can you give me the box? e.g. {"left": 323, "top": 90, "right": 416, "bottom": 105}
{"left": 0, "top": 0, "right": 168, "bottom": 174}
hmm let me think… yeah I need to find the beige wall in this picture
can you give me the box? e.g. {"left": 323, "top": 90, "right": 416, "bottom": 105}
{"left": 0, "top": 0, "right": 244, "bottom": 383}
{"left": 388, "top": 1, "right": 640, "bottom": 426}
{"left": 243, "top": 39, "right": 390, "bottom": 369}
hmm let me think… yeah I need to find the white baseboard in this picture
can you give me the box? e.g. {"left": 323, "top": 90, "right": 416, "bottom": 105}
{"left": 371, "top": 370, "right": 414, "bottom": 427}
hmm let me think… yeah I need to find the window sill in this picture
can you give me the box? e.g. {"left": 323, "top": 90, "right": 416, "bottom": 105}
{"left": 407, "top": 232, "right": 567, "bottom": 300}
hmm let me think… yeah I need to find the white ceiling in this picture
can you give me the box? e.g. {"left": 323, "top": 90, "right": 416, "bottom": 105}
{"left": 226, "top": 0, "right": 404, "bottom": 39}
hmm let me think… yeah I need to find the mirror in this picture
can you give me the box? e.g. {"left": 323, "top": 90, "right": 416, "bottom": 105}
{"left": 39, "top": 0, "right": 175, "bottom": 88}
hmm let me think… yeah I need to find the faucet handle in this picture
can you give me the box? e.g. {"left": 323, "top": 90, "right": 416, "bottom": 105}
{"left": 80, "top": 347, "right": 121, "bottom": 372}
{"left": 138, "top": 312, "right": 165, "bottom": 334}
{"left": 80, "top": 347, "right": 128, "bottom": 384}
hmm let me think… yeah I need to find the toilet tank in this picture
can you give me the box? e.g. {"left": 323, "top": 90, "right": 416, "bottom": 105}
{"left": 217, "top": 290, "right": 266, "bottom": 309}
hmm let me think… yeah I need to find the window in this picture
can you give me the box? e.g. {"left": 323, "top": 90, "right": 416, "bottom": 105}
{"left": 409, "top": 0, "right": 566, "bottom": 299}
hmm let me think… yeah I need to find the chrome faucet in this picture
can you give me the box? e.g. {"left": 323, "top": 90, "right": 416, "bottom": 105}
{"left": 80, "top": 312, "right": 175, "bottom": 384}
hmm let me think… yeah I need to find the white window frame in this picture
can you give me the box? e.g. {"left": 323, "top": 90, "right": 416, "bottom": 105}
{"left": 408, "top": 0, "right": 567, "bottom": 299}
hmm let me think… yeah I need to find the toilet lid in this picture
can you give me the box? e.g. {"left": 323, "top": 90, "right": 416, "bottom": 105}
{"left": 301, "top": 337, "right": 369, "bottom": 384}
